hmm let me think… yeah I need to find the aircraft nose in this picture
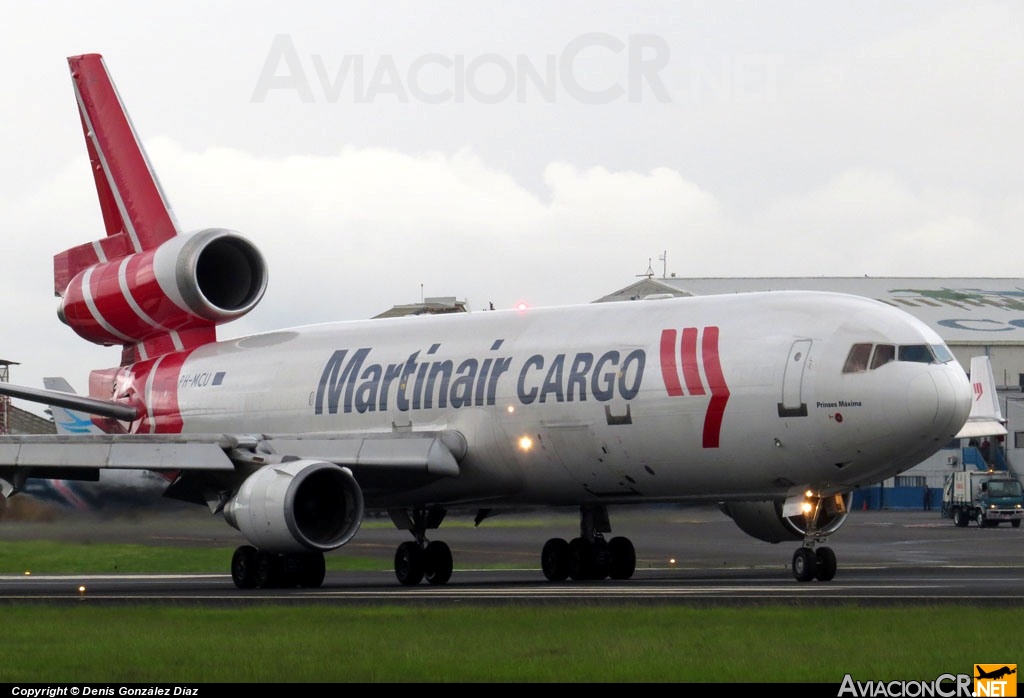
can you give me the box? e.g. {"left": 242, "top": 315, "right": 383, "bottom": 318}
{"left": 937, "top": 366, "right": 973, "bottom": 435}
{"left": 906, "top": 366, "right": 971, "bottom": 436}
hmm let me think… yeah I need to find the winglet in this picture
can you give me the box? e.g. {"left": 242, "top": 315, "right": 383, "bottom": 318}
{"left": 956, "top": 356, "right": 1007, "bottom": 438}
{"left": 55, "top": 54, "right": 180, "bottom": 294}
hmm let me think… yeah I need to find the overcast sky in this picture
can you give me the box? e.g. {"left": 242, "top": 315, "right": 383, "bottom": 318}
{"left": 1, "top": 1, "right": 1022, "bottom": 416}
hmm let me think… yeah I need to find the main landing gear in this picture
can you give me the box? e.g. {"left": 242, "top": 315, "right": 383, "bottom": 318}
{"left": 230, "top": 546, "right": 326, "bottom": 589}
{"left": 386, "top": 503, "right": 637, "bottom": 586}
{"left": 790, "top": 496, "right": 839, "bottom": 582}
{"left": 389, "top": 506, "right": 454, "bottom": 586}
{"left": 541, "top": 504, "right": 636, "bottom": 582}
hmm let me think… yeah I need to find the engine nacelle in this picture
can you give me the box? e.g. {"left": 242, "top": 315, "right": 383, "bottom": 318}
{"left": 223, "top": 460, "right": 365, "bottom": 554}
{"left": 719, "top": 493, "right": 851, "bottom": 544}
{"left": 58, "top": 228, "right": 267, "bottom": 346}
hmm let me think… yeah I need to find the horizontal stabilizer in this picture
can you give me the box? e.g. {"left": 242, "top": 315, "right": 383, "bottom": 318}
{"left": 956, "top": 421, "right": 1007, "bottom": 438}
{"left": 0, "top": 381, "right": 137, "bottom": 421}
{"left": 956, "top": 356, "right": 1007, "bottom": 438}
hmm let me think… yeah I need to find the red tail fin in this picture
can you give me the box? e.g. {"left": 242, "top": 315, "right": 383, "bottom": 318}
{"left": 53, "top": 54, "right": 267, "bottom": 366}
{"left": 55, "top": 54, "right": 180, "bottom": 294}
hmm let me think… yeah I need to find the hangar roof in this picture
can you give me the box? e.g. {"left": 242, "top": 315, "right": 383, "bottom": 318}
{"left": 595, "top": 277, "right": 1024, "bottom": 344}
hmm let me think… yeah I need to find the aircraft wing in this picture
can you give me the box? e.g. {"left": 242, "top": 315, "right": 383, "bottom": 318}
{"left": 256, "top": 432, "right": 463, "bottom": 477}
{"left": 0, "top": 382, "right": 136, "bottom": 421}
{"left": 0, "top": 430, "right": 462, "bottom": 495}
{"left": 0, "top": 433, "right": 237, "bottom": 471}
{"left": 0, "top": 382, "right": 462, "bottom": 497}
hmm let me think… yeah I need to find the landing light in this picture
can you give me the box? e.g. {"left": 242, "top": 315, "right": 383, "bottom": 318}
{"left": 518, "top": 436, "right": 533, "bottom": 451}
{"left": 801, "top": 501, "right": 813, "bottom": 515}
{"left": 506, "top": 405, "right": 515, "bottom": 414}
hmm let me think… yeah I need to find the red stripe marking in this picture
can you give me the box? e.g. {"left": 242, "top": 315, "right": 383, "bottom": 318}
{"left": 113, "top": 351, "right": 192, "bottom": 434}
{"left": 145, "top": 351, "right": 192, "bottom": 434}
{"left": 701, "top": 326, "right": 730, "bottom": 448}
{"left": 680, "top": 327, "right": 705, "bottom": 396}
{"left": 660, "top": 329, "right": 683, "bottom": 396}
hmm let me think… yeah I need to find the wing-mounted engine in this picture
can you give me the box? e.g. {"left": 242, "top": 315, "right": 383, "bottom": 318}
{"left": 56, "top": 227, "right": 267, "bottom": 348}
{"left": 719, "top": 492, "right": 851, "bottom": 543}
{"left": 223, "top": 460, "right": 365, "bottom": 554}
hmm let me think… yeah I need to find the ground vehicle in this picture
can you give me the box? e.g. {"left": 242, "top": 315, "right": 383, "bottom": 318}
{"left": 942, "top": 470, "right": 1024, "bottom": 528}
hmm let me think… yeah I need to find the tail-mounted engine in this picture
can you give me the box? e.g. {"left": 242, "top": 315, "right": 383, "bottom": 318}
{"left": 719, "top": 492, "right": 851, "bottom": 543}
{"left": 223, "top": 460, "right": 365, "bottom": 554}
{"left": 57, "top": 228, "right": 267, "bottom": 347}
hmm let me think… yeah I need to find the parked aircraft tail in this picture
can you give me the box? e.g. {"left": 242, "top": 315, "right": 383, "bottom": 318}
{"left": 43, "top": 377, "right": 104, "bottom": 435}
{"left": 956, "top": 356, "right": 1007, "bottom": 438}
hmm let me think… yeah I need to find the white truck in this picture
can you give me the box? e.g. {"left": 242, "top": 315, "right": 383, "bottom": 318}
{"left": 941, "top": 470, "right": 1024, "bottom": 528}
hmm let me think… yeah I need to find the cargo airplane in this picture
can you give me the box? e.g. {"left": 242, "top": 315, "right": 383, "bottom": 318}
{"left": 0, "top": 54, "right": 973, "bottom": 588}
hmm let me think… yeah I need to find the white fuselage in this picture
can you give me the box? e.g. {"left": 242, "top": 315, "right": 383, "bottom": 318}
{"left": 125, "top": 291, "right": 970, "bottom": 508}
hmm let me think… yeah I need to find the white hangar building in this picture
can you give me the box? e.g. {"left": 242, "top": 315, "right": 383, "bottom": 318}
{"left": 595, "top": 277, "right": 1024, "bottom": 509}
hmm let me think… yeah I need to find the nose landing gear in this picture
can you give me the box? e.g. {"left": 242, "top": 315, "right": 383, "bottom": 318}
{"left": 791, "top": 495, "right": 839, "bottom": 582}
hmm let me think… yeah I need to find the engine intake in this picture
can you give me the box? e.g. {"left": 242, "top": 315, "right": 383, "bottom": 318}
{"left": 58, "top": 228, "right": 267, "bottom": 346}
{"left": 720, "top": 493, "right": 851, "bottom": 543}
{"left": 224, "top": 460, "right": 365, "bottom": 553}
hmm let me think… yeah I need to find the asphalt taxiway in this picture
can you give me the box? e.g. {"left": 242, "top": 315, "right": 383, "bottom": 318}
{"left": 0, "top": 501, "right": 1022, "bottom": 604}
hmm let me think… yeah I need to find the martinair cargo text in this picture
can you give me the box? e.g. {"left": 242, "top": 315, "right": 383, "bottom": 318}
{"left": 0, "top": 54, "right": 972, "bottom": 588}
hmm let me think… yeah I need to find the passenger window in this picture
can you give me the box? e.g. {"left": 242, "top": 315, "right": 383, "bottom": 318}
{"left": 843, "top": 344, "right": 872, "bottom": 373}
{"left": 898, "top": 344, "right": 934, "bottom": 363}
{"left": 870, "top": 344, "right": 896, "bottom": 369}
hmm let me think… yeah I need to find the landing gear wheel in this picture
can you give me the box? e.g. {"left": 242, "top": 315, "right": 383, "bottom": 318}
{"left": 424, "top": 541, "right": 453, "bottom": 586}
{"left": 608, "top": 536, "right": 636, "bottom": 580}
{"left": 254, "top": 550, "right": 281, "bottom": 589}
{"left": 296, "top": 553, "right": 326, "bottom": 588}
{"left": 394, "top": 541, "right": 425, "bottom": 586}
{"left": 231, "top": 545, "right": 258, "bottom": 589}
{"left": 792, "top": 548, "right": 817, "bottom": 582}
{"left": 568, "top": 537, "right": 596, "bottom": 580}
{"left": 542, "top": 538, "right": 570, "bottom": 582}
{"left": 814, "top": 547, "right": 837, "bottom": 582}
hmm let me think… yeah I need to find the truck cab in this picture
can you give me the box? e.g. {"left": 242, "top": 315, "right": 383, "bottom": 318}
{"left": 942, "top": 470, "right": 1024, "bottom": 527}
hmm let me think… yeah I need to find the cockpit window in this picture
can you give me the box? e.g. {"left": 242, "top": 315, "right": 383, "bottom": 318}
{"left": 898, "top": 344, "right": 934, "bottom": 363}
{"left": 842, "top": 342, "right": 956, "bottom": 373}
{"left": 842, "top": 343, "right": 872, "bottom": 373}
{"left": 930, "top": 344, "right": 954, "bottom": 363}
{"left": 870, "top": 344, "right": 895, "bottom": 369}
